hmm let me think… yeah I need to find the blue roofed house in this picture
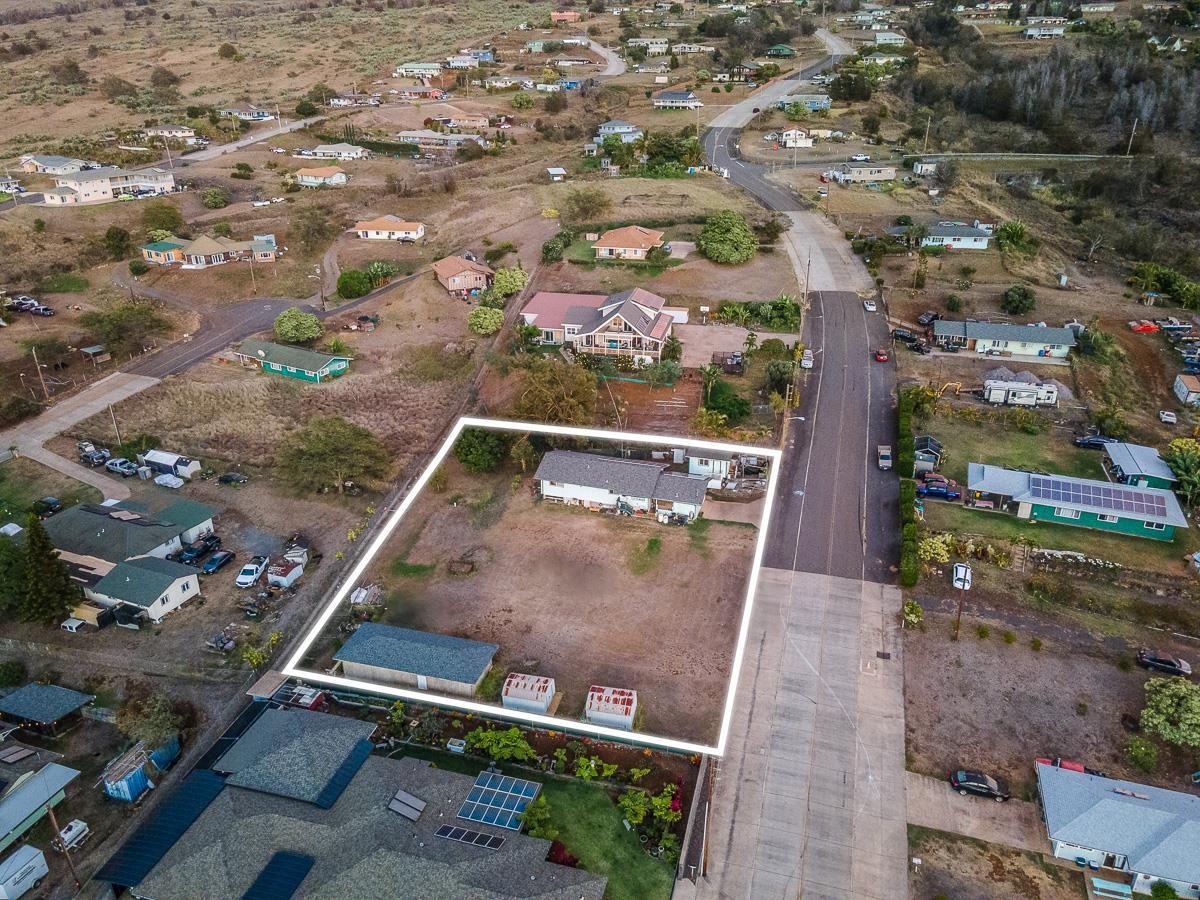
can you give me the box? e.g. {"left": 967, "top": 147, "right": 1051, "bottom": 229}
{"left": 334, "top": 623, "right": 499, "bottom": 696}
{"left": 1103, "top": 443, "right": 1178, "bottom": 490}
{"left": 775, "top": 93, "right": 832, "bottom": 112}
{"left": 0, "top": 683, "right": 93, "bottom": 735}
{"left": 1036, "top": 761, "right": 1200, "bottom": 898}
{"left": 966, "top": 463, "right": 1188, "bottom": 541}
{"left": 234, "top": 340, "right": 351, "bottom": 383}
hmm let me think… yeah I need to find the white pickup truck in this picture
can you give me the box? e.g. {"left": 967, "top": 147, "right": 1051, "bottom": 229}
{"left": 877, "top": 445, "right": 893, "bottom": 470}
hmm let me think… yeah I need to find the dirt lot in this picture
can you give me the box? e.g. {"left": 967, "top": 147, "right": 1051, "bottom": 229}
{"left": 313, "top": 453, "right": 760, "bottom": 746}
{"left": 908, "top": 826, "right": 1086, "bottom": 900}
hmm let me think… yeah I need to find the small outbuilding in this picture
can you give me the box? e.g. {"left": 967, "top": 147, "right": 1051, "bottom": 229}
{"left": 584, "top": 686, "right": 637, "bottom": 730}
{"left": 546, "top": 167, "right": 567, "bottom": 182}
{"left": 1103, "top": 442, "right": 1177, "bottom": 490}
{"left": 234, "top": 340, "right": 351, "bottom": 383}
{"left": 0, "top": 684, "right": 93, "bottom": 736}
{"left": 334, "top": 623, "right": 498, "bottom": 697}
{"left": 1174, "top": 373, "right": 1200, "bottom": 406}
{"left": 500, "top": 673, "right": 556, "bottom": 715}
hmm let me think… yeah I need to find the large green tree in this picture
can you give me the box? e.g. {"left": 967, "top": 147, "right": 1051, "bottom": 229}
{"left": 1164, "top": 439, "right": 1200, "bottom": 507}
{"left": 22, "top": 514, "right": 78, "bottom": 624}
{"left": 512, "top": 357, "right": 597, "bottom": 425}
{"left": 104, "top": 226, "right": 131, "bottom": 260}
{"left": 999, "top": 284, "right": 1036, "bottom": 315}
{"left": 273, "top": 308, "right": 323, "bottom": 343}
{"left": 117, "top": 692, "right": 182, "bottom": 747}
{"left": 0, "top": 535, "right": 26, "bottom": 616}
{"left": 79, "top": 302, "right": 171, "bottom": 355}
{"left": 697, "top": 210, "right": 757, "bottom": 264}
{"left": 453, "top": 428, "right": 509, "bottom": 473}
{"left": 279, "top": 417, "right": 391, "bottom": 494}
{"left": 1140, "top": 676, "right": 1200, "bottom": 748}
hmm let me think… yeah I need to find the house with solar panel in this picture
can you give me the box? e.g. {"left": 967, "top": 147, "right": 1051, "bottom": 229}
{"left": 966, "top": 463, "right": 1188, "bottom": 541}
{"left": 334, "top": 622, "right": 498, "bottom": 697}
{"left": 96, "top": 706, "right": 606, "bottom": 899}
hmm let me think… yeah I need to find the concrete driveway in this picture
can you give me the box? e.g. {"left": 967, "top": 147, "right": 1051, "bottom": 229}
{"left": 674, "top": 323, "right": 799, "bottom": 368}
{"left": 905, "top": 771, "right": 1046, "bottom": 853}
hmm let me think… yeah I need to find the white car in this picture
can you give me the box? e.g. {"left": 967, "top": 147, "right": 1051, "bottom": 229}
{"left": 1159, "top": 410, "right": 1178, "bottom": 425}
{"left": 154, "top": 473, "right": 184, "bottom": 489}
{"left": 800, "top": 348, "right": 814, "bottom": 370}
{"left": 235, "top": 555, "right": 269, "bottom": 588}
{"left": 252, "top": 200, "right": 271, "bottom": 207}
{"left": 863, "top": 299, "right": 877, "bottom": 312}
{"left": 849, "top": 153, "right": 871, "bottom": 162}
{"left": 952, "top": 562, "right": 972, "bottom": 591}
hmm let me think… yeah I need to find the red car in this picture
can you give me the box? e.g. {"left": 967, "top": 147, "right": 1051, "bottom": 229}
{"left": 1128, "top": 320, "right": 1160, "bottom": 333}
{"left": 874, "top": 348, "right": 889, "bottom": 362}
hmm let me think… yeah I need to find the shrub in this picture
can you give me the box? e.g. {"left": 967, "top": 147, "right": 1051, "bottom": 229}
{"left": 899, "top": 479, "right": 916, "bottom": 524}
{"left": 975, "top": 625, "right": 990, "bottom": 640}
{"left": 617, "top": 789, "right": 650, "bottom": 825}
{"left": 273, "top": 308, "right": 323, "bottom": 343}
{"left": 1030, "top": 637, "right": 1043, "bottom": 651}
{"left": 0, "top": 660, "right": 27, "bottom": 688}
{"left": 1000, "top": 284, "right": 1036, "bottom": 315}
{"left": 1002, "top": 630, "right": 1016, "bottom": 644}
{"left": 944, "top": 293, "right": 963, "bottom": 312}
{"left": 901, "top": 599, "right": 923, "bottom": 629}
{"left": 697, "top": 210, "right": 757, "bottom": 265}
{"left": 1075, "top": 701, "right": 1088, "bottom": 716}
{"left": 295, "top": 100, "right": 318, "bottom": 117}
{"left": 1126, "top": 736, "right": 1158, "bottom": 773}
{"left": 128, "top": 259, "right": 150, "bottom": 276}
{"left": 200, "top": 187, "right": 227, "bottom": 209}
{"left": 336, "top": 270, "right": 372, "bottom": 299}
{"left": 899, "top": 540, "right": 919, "bottom": 587}
{"left": 218, "top": 42, "right": 238, "bottom": 59}
{"left": 468, "top": 306, "right": 504, "bottom": 335}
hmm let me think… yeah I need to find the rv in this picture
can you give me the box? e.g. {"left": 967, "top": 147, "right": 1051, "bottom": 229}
{"left": 982, "top": 379, "right": 1058, "bottom": 407}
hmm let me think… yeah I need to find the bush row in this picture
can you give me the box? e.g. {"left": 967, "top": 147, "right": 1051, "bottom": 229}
{"left": 896, "top": 389, "right": 917, "bottom": 477}
{"left": 898, "top": 387, "right": 920, "bottom": 587}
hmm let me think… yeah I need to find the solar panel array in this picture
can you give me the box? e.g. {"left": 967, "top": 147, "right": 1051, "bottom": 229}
{"left": 1028, "top": 475, "right": 1167, "bottom": 518}
{"left": 435, "top": 824, "right": 506, "bottom": 850}
{"left": 457, "top": 770, "right": 541, "bottom": 830}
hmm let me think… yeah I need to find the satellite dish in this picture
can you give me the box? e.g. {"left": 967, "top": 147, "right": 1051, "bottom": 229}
{"left": 257, "top": 350, "right": 266, "bottom": 358}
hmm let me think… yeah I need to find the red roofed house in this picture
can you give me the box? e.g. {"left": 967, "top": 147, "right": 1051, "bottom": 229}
{"left": 551, "top": 10, "right": 582, "bottom": 23}
{"left": 593, "top": 225, "right": 666, "bottom": 261}
{"left": 433, "top": 255, "right": 495, "bottom": 295}
{"left": 520, "top": 287, "right": 674, "bottom": 364}
{"left": 354, "top": 215, "right": 426, "bottom": 241}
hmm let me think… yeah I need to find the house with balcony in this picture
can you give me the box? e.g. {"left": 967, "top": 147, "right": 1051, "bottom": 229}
{"left": 596, "top": 119, "right": 644, "bottom": 144}
{"left": 652, "top": 90, "right": 703, "bottom": 109}
{"left": 520, "top": 287, "right": 674, "bottom": 364}
{"left": 44, "top": 166, "right": 175, "bottom": 205}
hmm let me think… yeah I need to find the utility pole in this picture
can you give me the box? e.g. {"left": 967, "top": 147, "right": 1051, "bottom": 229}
{"left": 109, "top": 404, "right": 123, "bottom": 446}
{"left": 922, "top": 115, "right": 931, "bottom": 154}
{"left": 1125, "top": 116, "right": 1139, "bottom": 158}
{"left": 30, "top": 347, "right": 50, "bottom": 401}
{"left": 161, "top": 137, "right": 173, "bottom": 171}
{"left": 44, "top": 802, "right": 81, "bottom": 890}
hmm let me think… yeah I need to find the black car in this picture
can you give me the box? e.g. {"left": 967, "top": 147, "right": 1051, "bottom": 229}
{"left": 909, "top": 341, "right": 932, "bottom": 355}
{"left": 1136, "top": 649, "right": 1193, "bottom": 677}
{"left": 32, "top": 496, "right": 62, "bottom": 518}
{"left": 1073, "top": 434, "right": 1119, "bottom": 450}
{"left": 178, "top": 534, "right": 222, "bottom": 565}
{"left": 892, "top": 328, "right": 918, "bottom": 344}
{"left": 218, "top": 472, "right": 249, "bottom": 485}
{"left": 79, "top": 450, "right": 110, "bottom": 467}
{"left": 949, "top": 769, "right": 1010, "bottom": 801}
{"left": 916, "top": 310, "right": 941, "bottom": 326}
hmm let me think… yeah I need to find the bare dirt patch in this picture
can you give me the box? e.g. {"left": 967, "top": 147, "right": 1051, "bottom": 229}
{"left": 909, "top": 826, "right": 1085, "bottom": 900}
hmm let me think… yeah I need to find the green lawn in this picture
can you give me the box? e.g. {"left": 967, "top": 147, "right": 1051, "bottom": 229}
{"left": 394, "top": 747, "right": 673, "bottom": 900}
{"left": 923, "top": 501, "right": 1198, "bottom": 570}
{"left": 38, "top": 272, "right": 89, "bottom": 293}
{"left": 0, "top": 192, "right": 11, "bottom": 203}
{"left": 0, "top": 457, "right": 102, "bottom": 524}
{"left": 924, "top": 412, "right": 1099, "bottom": 486}
{"left": 563, "top": 238, "right": 683, "bottom": 276}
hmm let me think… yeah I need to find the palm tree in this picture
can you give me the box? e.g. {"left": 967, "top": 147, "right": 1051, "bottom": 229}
{"left": 722, "top": 302, "right": 750, "bottom": 327}
{"left": 661, "top": 334, "right": 683, "bottom": 362}
{"left": 698, "top": 364, "right": 721, "bottom": 406}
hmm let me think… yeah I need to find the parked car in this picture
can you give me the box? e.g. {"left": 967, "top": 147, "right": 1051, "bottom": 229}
{"left": 252, "top": 199, "right": 271, "bottom": 207}
{"left": 916, "top": 482, "right": 962, "bottom": 500}
{"left": 949, "top": 769, "right": 1010, "bottom": 801}
{"left": 32, "top": 496, "right": 62, "bottom": 518}
{"left": 202, "top": 549, "right": 236, "bottom": 575}
{"left": 849, "top": 153, "right": 871, "bottom": 162}
{"left": 873, "top": 348, "right": 889, "bottom": 362}
{"left": 919, "top": 472, "right": 955, "bottom": 486}
{"left": 30, "top": 305, "right": 55, "bottom": 316}
{"left": 218, "top": 472, "right": 249, "bottom": 485}
{"left": 916, "top": 310, "right": 940, "bottom": 326}
{"left": 1136, "top": 649, "right": 1192, "bottom": 677}
{"left": 1128, "top": 320, "right": 1160, "bottom": 333}
{"left": 79, "top": 450, "right": 110, "bottom": 467}
{"left": 1159, "top": 410, "right": 1178, "bottom": 425}
{"left": 1073, "top": 434, "right": 1118, "bottom": 449}
{"left": 178, "top": 534, "right": 222, "bottom": 565}
{"left": 892, "top": 328, "right": 918, "bottom": 344}
{"left": 863, "top": 299, "right": 877, "bottom": 312}
{"left": 236, "top": 555, "right": 269, "bottom": 588}
{"left": 908, "top": 341, "right": 932, "bottom": 355}
{"left": 105, "top": 458, "right": 139, "bottom": 477}
{"left": 800, "top": 348, "right": 814, "bottom": 369}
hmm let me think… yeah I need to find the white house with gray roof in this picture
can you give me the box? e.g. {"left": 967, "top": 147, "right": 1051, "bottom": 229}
{"left": 1036, "top": 761, "right": 1200, "bottom": 897}
{"left": 535, "top": 450, "right": 707, "bottom": 522}
{"left": 886, "top": 222, "right": 992, "bottom": 250}
{"left": 932, "top": 320, "right": 1077, "bottom": 358}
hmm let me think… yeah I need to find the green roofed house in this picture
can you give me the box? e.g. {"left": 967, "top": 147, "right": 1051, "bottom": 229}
{"left": 0, "top": 683, "right": 93, "bottom": 735}
{"left": 234, "top": 340, "right": 351, "bottom": 383}
{"left": 766, "top": 43, "right": 797, "bottom": 57}
{"left": 91, "top": 556, "right": 200, "bottom": 623}
{"left": 967, "top": 463, "right": 1188, "bottom": 541}
{"left": 141, "top": 239, "right": 186, "bottom": 266}
{"left": 334, "top": 623, "right": 498, "bottom": 697}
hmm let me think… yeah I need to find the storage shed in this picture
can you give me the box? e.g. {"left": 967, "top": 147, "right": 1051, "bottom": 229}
{"left": 501, "top": 673, "right": 556, "bottom": 715}
{"left": 584, "top": 686, "right": 637, "bottom": 731}
{"left": 138, "top": 450, "right": 202, "bottom": 480}
{"left": 1174, "top": 373, "right": 1200, "bottom": 406}
{"left": 334, "top": 623, "right": 498, "bottom": 697}
{"left": 1103, "top": 443, "right": 1177, "bottom": 490}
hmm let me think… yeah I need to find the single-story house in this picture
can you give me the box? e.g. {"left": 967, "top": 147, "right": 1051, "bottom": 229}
{"left": 234, "top": 340, "right": 351, "bottom": 383}
{"left": 501, "top": 673, "right": 556, "bottom": 715}
{"left": 885, "top": 222, "right": 992, "bottom": 250}
{"left": 353, "top": 215, "right": 425, "bottom": 241}
{"left": 141, "top": 234, "right": 276, "bottom": 268}
{"left": 89, "top": 556, "right": 200, "bottom": 623}
{"left": 912, "top": 158, "right": 939, "bottom": 176}
{"left": 394, "top": 129, "right": 488, "bottom": 151}
{"left": 396, "top": 85, "right": 446, "bottom": 101}
{"left": 1174, "top": 373, "right": 1200, "bottom": 406}
{"left": 546, "top": 166, "right": 567, "bottom": 182}
{"left": 1104, "top": 443, "right": 1177, "bottom": 490}
{"left": 671, "top": 43, "right": 716, "bottom": 54}
{"left": 766, "top": 43, "right": 797, "bottom": 57}
{"left": 1024, "top": 25, "right": 1066, "bottom": 37}
{"left": 551, "top": 9, "right": 582, "bottom": 22}
{"left": 597, "top": 119, "right": 643, "bottom": 144}
{"left": 18, "top": 154, "right": 85, "bottom": 175}
{"left": 45, "top": 166, "right": 175, "bottom": 205}
{"left": 219, "top": 106, "right": 273, "bottom": 121}
{"left": 1037, "top": 762, "right": 1200, "bottom": 898}
{"left": 865, "top": 51, "right": 908, "bottom": 66}
{"left": 521, "top": 287, "right": 675, "bottom": 363}
{"left": 445, "top": 54, "right": 479, "bottom": 69}
{"left": 310, "top": 143, "right": 369, "bottom": 160}
{"left": 627, "top": 37, "right": 669, "bottom": 53}
{"left": 652, "top": 90, "right": 703, "bottom": 110}
{"left": 432, "top": 112, "right": 490, "bottom": 130}
{"left": 831, "top": 162, "right": 897, "bottom": 183}
{"left": 0, "top": 684, "right": 93, "bottom": 736}
{"left": 966, "top": 463, "right": 1188, "bottom": 541}
{"left": 433, "top": 255, "right": 495, "bottom": 294}
{"left": 334, "top": 622, "right": 498, "bottom": 696}
{"left": 776, "top": 94, "right": 832, "bottom": 112}
{"left": 0, "top": 763, "right": 79, "bottom": 854}
{"left": 141, "top": 239, "right": 186, "bottom": 266}
{"left": 874, "top": 30, "right": 908, "bottom": 45}
{"left": 932, "top": 320, "right": 1077, "bottom": 358}
{"left": 294, "top": 166, "right": 348, "bottom": 188}
{"left": 535, "top": 449, "right": 707, "bottom": 522}
{"left": 780, "top": 128, "right": 813, "bottom": 148}
{"left": 393, "top": 61, "right": 444, "bottom": 78}
{"left": 688, "top": 450, "right": 736, "bottom": 480}
{"left": 145, "top": 124, "right": 198, "bottom": 143}
{"left": 592, "top": 225, "right": 665, "bottom": 260}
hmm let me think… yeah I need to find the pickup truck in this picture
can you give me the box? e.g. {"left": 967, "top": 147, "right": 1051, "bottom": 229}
{"left": 877, "top": 445, "right": 893, "bottom": 470}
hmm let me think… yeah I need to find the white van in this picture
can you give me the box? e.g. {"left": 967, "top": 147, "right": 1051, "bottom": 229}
{"left": 0, "top": 846, "right": 48, "bottom": 900}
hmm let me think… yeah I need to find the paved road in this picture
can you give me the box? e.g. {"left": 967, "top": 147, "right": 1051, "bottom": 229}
{"left": 0, "top": 192, "right": 43, "bottom": 212}
{"left": 905, "top": 771, "right": 1045, "bottom": 853}
{"left": 589, "top": 40, "right": 626, "bottom": 80}
{"left": 175, "top": 116, "right": 324, "bottom": 165}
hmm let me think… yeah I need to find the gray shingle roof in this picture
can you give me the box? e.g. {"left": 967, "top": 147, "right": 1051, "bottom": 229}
{"left": 655, "top": 472, "right": 709, "bottom": 507}
{"left": 1037, "top": 762, "right": 1200, "bottom": 885}
{"left": 92, "top": 556, "right": 196, "bottom": 608}
{"left": 42, "top": 503, "right": 185, "bottom": 564}
{"left": 933, "top": 319, "right": 1078, "bottom": 347}
{"left": 214, "top": 707, "right": 377, "bottom": 804}
{"left": 535, "top": 450, "right": 708, "bottom": 507}
{"left": 334, "top": 623, "right": 498, "bottom": 685}
{"left": 0, "top": 683, "right": 92, "bottom": 724}
{"left": 134, "top": 753, "right": 606, "bottom": 900}
{"left": 1104, "top": 442, "right": 1176, "bottom": 483}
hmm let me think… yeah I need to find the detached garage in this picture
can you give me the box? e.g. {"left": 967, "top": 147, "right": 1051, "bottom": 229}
{"left": 334, "top": 623, "right": 498, "bottom": 697}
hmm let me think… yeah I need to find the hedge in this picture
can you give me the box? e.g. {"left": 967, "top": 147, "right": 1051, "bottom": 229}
{"left": 899, "top": 539, "right": 919, "bottom": 587}
{"left": 899, "top": 479, "right": 916, "bottom": 525}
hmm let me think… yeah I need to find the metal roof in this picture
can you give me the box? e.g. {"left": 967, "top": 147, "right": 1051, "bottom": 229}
{"left": 967, "top": 463, "right": 1187, "bottom": 527}
{"left": 0, "top": 683, "right": 92, "bottom": 724}
{"left": 41, "top": 503, "right": 185, "bottom": 564}
{"left": 1104, "top": 442, "right": 1176, "bottom": 483}
{"left": 0, "top": 763, "right": 79, "bottom": 840}
{"left": 933, "top": 319, "right": 1078, "bottom": 346}
{"left": 92, "top": 556, "right": 196, "bottom": 608}
{"left": 334, "top": 623, "right": 498, "bottom": 685}
{"left": 1037, "top": 763, "right": 1200, "bottom": 886}
{"left": 235, "top": 340, "right": 351, "bottom": 375}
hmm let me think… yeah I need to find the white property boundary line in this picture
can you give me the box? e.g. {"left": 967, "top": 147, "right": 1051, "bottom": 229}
{"left": 283, "top": 416, "right": 782, "bottom": 757}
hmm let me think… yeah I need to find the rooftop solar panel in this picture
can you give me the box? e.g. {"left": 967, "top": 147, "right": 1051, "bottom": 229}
{"left": 457, "top": 770, "right": 541, "bottom": 831}
{"left": 435, "top": 823, "right": 505, "bottom": 850}
{"left": 1029, "top": 475, "right": 1170, "bottom": 518}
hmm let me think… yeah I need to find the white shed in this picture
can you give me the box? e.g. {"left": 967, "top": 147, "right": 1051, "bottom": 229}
{"left": 266, "top": 558, "right": 304, "bottom": 588}
{"left": 585, "top": 685, "right": 637, "bottom": 730}
{"left": 687, "top": 451, "right": 735, "bottom": 480}
{"left": 501, "top": 673, "right": 556, "bottom": 714}
{"left": 1174, "top": 373, "right": 1200, "bottom": 406}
